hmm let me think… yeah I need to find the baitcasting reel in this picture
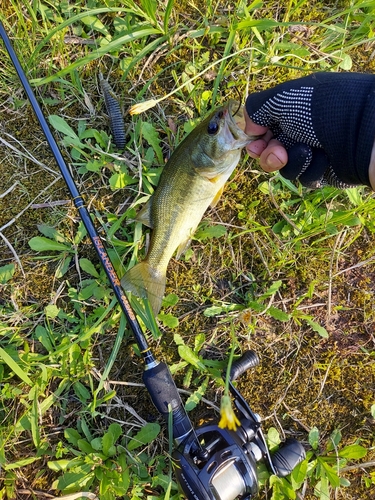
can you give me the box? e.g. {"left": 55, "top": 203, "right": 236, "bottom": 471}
{"left": 171, "top": 351, "right": 306, "bottom": 500}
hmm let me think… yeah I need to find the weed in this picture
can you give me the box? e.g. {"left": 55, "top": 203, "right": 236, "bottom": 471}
{"left": 1, "top": 1, "right": 375, "bottom": 499}
{"left": 259, "top": 426, "right": 369, "bottom": 499}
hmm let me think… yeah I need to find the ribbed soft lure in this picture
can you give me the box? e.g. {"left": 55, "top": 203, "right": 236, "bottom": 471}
{"left": 99, "top": 73, "right": 126, "bottom": 150}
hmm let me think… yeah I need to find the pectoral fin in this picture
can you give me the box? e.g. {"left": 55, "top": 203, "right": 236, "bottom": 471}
{"left": 175, "top": 237, "right": 192, "bottom": 259}
{"left": 135, "top": 199, "right": 153, "bottom": 228}
{"left": 210, "top": 185, "right": 225, "bottom": 208}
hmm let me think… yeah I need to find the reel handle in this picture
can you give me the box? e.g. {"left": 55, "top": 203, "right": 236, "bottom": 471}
{"left": 230, "top": 350, "right": 259, "bottom": 381}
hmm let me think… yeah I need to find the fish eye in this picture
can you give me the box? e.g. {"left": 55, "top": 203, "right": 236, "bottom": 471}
{"left": 207, "top": 121, "right": 219, "bottom": 135}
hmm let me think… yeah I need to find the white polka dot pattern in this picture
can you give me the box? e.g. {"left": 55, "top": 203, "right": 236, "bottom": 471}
{"left": 251, "top": 87, "right": 322, "bottom": 148}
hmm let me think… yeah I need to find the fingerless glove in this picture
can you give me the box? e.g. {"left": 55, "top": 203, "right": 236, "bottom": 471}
{"left": 246, "top": 72, "right": 375, "bottom": 188}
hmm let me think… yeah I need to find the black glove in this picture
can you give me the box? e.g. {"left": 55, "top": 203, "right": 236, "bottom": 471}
{"left": 245, "top": 72, "right": 375, "bottom": 188}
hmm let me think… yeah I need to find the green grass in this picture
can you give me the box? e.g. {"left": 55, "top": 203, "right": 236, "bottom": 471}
{"left": 1, "top": 0, "right": 375, "bottom": 499}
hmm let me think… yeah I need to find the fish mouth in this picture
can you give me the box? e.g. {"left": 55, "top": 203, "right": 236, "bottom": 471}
{"left": 226, "top": 100, "right": 260, "bottom": 143}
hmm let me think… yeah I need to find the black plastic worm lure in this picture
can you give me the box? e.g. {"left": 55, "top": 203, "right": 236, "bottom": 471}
{"left": 100, "top": 74, "right": 126, "bottom": 150}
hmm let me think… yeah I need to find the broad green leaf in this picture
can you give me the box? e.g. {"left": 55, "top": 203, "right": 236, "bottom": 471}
{"left": 158, "top": 313, "right": 179, "bottom": 328}
{"left": 0, "top": 347, "right": 32, "bottom": 386}
{"left": 183, "top": 365, "right": 193, "bottom": 388}
{"left": 173, "top": 333, "right": 185, "bottom": 346}
{"left": 141, "top": 121, "right": 163, "bottom": 164}
{"left": 118, "top": 453, "right": 130, "bottom": 490}
{"left": 178, "top": 345, "right": 206, "bottom": 371}
{"left": 194, "top": 332, "right": 206, "bottom": 351}
{"left": 34, "top": 325, "right": 53, "bottom": 351}
{"left": 37, "top": 224, "right": 67, "bottom": 242}
{"left": 81, "top": 15, "right": 109, "bottom": 35}
{"left": 79, "top": 258, "right": 99, "bottom": 278}
{"left": 78, "top": 281, "right": 97, "bottom": 301}
{"left": 203, "top": 305, "right": 223, "bottom": 317}
{"left": 4, "top": 456, "right": 41, "bottom": 470}
{"left": 319, "top": 459, "right": 340, "bottom": 488}
{"left": 55, "top": 465, "right": 94, "bottom": 491}
{"left": 338, "top": 444, "right": 367, "bottom": 460}
{"left": 109, "top": 172, "right": 138, "bottom": 190}
{"left": 77, "top": 439, "right": 94, "bottom": 454}
{"left": 107, "top": 422, "right": 122, "bottom": 443}
{"left": 64, "top": 428, "right": 82, "bottom": 447}
{"left": 305, "top": 318, "right": 329, "bottom": 338}
{"left": 267, "top": 427, "right": 281, "bottom": 450}
{"left": 45, "top": 304, "right": 60, "bottom": 319}
{"left": 73, "top": 381, "right": 91, "bottom": 402}
{"left": 269, "top": 475, "right": 296, "bottom": 499}
{"left": 309, "top": 426, "right": 319, "bottom": 450}
{"left": 47, "top": 459, "right": 71, "bottom": 472}
{"left": 28, "top": 236, "right": 72, "bottom": 253}
{"left": 152, "top": 473, "right": 174, "bottom": 491}
{"left": 185, "top": 376, "right": 209, "bottom": 411}
{"left": 162, "top": 293, "right": 179, "bottom": 307}
{"left": 102, "top": 423, "right": 122, "bottom": 456}
{"left": 326, "top": 429, "right": 342, "bottom": 451}
{"left": 291, "top": 459, "right": 308, "bottom": 489}
{"left": 127, "top": 422, "right": 160, "bottom": 451}
{"left": 48, "top": 115, "right": 78, "bottom": 139}
{"left": 338, "top": 53, "right": 352, "bottom": 70}
{"left": 247, "top": 301, "right": 265, "bottom": 313}
{"left": 340, "top": 477, "right": 351, "bottom": 487}
{"left": 346, "top": 187, "right": 362, "bottom": 206}
{"left": 74, "top": 221, "right": 87, "bottom": 245}
{"left": 194, "top": 224, "right": 227, "bottom": 241}
{"left": 332, "top": 211, "right": 361, "bottom": 227}
{"left": 55, "top": 255, "right": 72, "bottom": 279}
{"left": 260, "top": 280, "right": 282, "bottom": 299}
{"left": 314, "top": 476, "right": 329, "bottom": 499}
{"left": 268, "top": 306, "right": 290, "bottom": 322}
{"left": 371, "top": 404, "right": 375, "bottom": 419}
{"left": 0, "top": 263, "right": 15, "bottom": 284}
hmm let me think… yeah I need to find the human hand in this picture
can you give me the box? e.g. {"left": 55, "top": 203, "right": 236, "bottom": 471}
{"left": 244, "top": 113, "right": 288, "bottom": 172}
{"left": 244, "top": 72, "right": 375, "bottom": 189}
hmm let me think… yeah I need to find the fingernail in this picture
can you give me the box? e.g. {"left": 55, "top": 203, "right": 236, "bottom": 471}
{"left": 266, "top": 153, "right": 284, "bottom": 170}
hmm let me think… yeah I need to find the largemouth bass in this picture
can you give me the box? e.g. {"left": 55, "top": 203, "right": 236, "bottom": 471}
{"left": 121, "top": 100, "right": 256, "bottom": 315}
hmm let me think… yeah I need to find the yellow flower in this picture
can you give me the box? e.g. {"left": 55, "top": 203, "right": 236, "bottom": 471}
{"left": 129, "top": 99, "right": 158, "bottom": 115}
{"left": 218, "top": 394, "right": 241, "bottom": 431}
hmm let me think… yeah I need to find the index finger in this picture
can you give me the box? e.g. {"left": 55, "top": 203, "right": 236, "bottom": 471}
{"left": 244, "top": 107, "right": 268, "bottom": 137}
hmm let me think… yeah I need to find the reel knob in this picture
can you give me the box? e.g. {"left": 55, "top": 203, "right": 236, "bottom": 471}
{"left": 271, "top": 438, "right": 306, "bottom": 477}
{"left": 230, "top": 350, "right": 260, "bottom": 381}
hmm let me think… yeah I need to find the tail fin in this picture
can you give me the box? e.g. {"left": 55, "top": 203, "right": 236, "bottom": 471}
{"left": 121, "top": 261, "right": 166, "bottom": 317}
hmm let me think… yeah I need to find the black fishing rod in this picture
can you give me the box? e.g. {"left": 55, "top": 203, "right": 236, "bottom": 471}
{"left": 0, "top": 20, "right": 193, "bottom": 445}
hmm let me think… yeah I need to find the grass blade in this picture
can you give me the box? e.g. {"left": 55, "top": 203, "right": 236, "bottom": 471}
{"left": 0, "top": 347, "right": 32, "bottom": 386}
